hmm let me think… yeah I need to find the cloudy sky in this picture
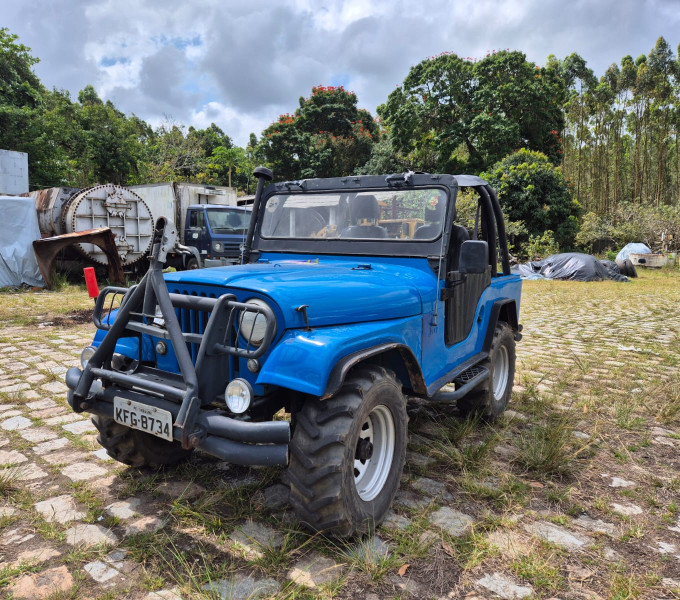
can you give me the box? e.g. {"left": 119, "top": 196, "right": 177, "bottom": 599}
{"left": 3, "top": 0, "right": 679, "bottom": 146}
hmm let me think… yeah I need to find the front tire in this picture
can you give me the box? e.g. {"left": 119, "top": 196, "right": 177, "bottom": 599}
{"left": 92, "top": 415, "right": 193, "bottom": 468}
{"left": 458, "top": 321, "right": 516, "bottom": 420}
{"left": 288, "top": 366, "right": 407, "bottom": 537}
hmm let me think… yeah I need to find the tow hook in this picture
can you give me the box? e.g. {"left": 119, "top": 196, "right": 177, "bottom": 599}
{"left": 188, "top": 428, "right": 206, "bottom": 448}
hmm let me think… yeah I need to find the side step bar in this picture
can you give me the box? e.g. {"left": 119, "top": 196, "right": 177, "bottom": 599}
{"left": 429, "top": 364, "right": 490, "bottom": 404}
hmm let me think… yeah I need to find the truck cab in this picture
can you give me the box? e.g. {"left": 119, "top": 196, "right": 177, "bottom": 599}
{"left": 66, "top": 169, "right": 521, "bottom": 537}
{"left": 183, "top": 205, "right": 251, "bottom": 269}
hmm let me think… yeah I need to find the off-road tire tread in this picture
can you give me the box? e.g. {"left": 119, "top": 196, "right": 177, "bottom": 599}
{"left": 288, "top": 365, "right": 407, "bottom": 537}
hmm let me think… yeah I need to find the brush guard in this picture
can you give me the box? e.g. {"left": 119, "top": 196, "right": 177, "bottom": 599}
{"left": 66, "top": 218, "right": 289, "bottom": 465}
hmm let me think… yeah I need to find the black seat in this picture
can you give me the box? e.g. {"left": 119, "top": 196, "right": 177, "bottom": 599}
{"left": 413, "top": 223, "right": 439, "bottom": 239}
{"left": 414, "top": 196, "right": 444, "bottom": 240}
{"left": 340, "top": 195, "right": 387, "bottom": 238}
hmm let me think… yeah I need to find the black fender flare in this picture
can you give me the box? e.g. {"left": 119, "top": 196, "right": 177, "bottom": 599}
{"left": 483, "top": 299, "right": 521, "bottom": 352}
{"left": 320, "top": 343, "right": 426, "bottom": 400}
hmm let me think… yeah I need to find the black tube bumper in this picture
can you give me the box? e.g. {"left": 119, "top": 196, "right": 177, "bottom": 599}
{"left": 65, "top": 367, "right": 289, "bottom": 466}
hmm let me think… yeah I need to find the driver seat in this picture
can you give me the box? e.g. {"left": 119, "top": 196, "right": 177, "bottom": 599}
{"left": 340, "top": 195, "right": 387, "bottom": 238}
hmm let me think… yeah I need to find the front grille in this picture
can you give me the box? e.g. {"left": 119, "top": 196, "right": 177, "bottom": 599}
{"left": 169, "top": 288, "right": 217, "bottom": 363}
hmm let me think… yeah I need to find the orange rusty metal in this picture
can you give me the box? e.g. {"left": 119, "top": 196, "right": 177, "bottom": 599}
{"left": 32, "top": 227, "right": 126, "bottom": 288}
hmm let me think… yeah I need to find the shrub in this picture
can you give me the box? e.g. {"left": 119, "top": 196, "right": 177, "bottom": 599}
{"left": 483, "top": 149, "right": 581, "bottom": 251}
{"left": 576, "top": 203, "right": 680, "bottom": 254}
{"left": 525, "top": 230, "right": 560, "bottom": 261}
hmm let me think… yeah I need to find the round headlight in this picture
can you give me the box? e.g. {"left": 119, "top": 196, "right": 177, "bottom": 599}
{"left": 80, "top": 346, "right": 96, "bottom": 368}
{"left": 212, "top": 241, "right": 223, "bottom": 253}
{"left": 225, "top": 378, "right": 253, "bottom": 414}
{"left": 239, "top": 298, "right": 270, "bottom": 346}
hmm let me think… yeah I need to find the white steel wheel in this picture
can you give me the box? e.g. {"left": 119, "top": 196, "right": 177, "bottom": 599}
{"left": 492, "top": 344, "right": 510, "bottom": 400}
{"left": 457, "top": 321, "right": 516, "bottom": 420}
{"left": 353, "top": 404, "right": 395, "bottom": 501}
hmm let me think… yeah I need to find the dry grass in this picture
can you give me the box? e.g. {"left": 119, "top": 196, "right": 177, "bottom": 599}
{"left": 0, "top": 283, "right": 92, "bottom": 327}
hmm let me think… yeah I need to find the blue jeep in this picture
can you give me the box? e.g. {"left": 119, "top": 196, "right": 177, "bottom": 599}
{"left": 66, "top": 169, "right": 522, "bottom": 537}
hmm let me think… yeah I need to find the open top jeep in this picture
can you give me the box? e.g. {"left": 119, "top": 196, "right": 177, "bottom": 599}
{"left": 66, "top": 168, "right": 522, "bottom": 537}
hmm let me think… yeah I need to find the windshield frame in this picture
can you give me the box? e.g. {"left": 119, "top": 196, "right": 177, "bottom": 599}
{"left": 252, "top": 174, "right": 464, "bottom": 259}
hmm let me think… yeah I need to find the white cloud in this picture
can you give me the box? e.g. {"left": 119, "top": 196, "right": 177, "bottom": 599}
{"left": 3, "top": 0, "right": 680, "bottom": 148}
{"left": 191, "top": 101, "right": 269, "bottom": 145}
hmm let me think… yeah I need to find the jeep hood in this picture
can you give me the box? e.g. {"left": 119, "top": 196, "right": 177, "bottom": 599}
{"left": 164, "top": 258, "right": 434, "bottom": 327}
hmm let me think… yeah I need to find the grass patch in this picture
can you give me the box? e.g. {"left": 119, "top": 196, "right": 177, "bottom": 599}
{"left": 651, "top": 376, "right": 680, "bottom": 424}
{"left": 339, "top": 535, "right": 400, "bottom": 582}
{"left": 609, "top": 572, "right": 642, "bottom": 600}
{"left": 170, "top": 486, "right": 257, "bottom": 535}
{"left": 512, "top": 414, "right": 581, "bottom": 480}
{"left": 427, "top": 415, "right": 500, "bottom": 474}
{"left": 0, "top": 561, "right": 42, "bottom": 587}
{"left": 247, "top": 530, "right": 305, "bottom": 577}
{"left": 614, "top": 402, "right": 646, "bottom": 430}
{"left": 442, "top": 528, "right": 494, "bottom": 569}
{"left": 31, "top": 514, "right": 66, "bottom": 542}
{"left": 510, "top": 550, "right": 563, "bottom": 592}
{"left": 0, "top": 284, "right": 92, "bottom": 327}
{"left": 0, "top": 466, "right": 23, "bottom": 498}
{"left": 127, "top": 533, "right": 233, "bottom": 598}
{"left": 460, "top": 473, "right": 529, "bottom": 510}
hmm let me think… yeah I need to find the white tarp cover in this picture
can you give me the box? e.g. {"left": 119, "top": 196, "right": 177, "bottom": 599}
{"left": 0, "top": 196, "right": 44, "bottom": 287}
{"left": 616, "top": 242, "right": 651, "bottom": 262}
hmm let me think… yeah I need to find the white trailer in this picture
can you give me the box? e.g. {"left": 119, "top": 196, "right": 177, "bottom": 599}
{"left": 128, "top": 182, "right": 237, "bottom": 236}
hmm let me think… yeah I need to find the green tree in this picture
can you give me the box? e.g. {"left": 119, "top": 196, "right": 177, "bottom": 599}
{"left": 0, "top": 28, "right": 71, "bottom": 187}
{"left": 207, "top": 146, "right": 244, "bottom": 188}
{"left": 561, "top": 38, "right": 680, "bottom": 212}
{"left": 379, "top": 50, "right": 566, "bottom": 173}
{"left": 259, "top": 86, "right": 379, "bottom": 180}
{"left": 483, "top": 149, "right": 581, "bottom": 250}
{"left": 0, "top": 27, "right": 43, "bottom": 107}
{"left": 74, "top": 85, "right": 147, "bottom": 185}
{"left": 356, "top": 135, "right": 407, "bottom": 175}
{"left": 144, "top": 121, "right": 205, "bottom": 182}
{"left": 187, "top": 123, "right": 232, "bottom": 156}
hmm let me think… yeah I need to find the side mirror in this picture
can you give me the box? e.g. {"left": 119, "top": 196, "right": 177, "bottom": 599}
{"left": 459, "top": 240, "right": 488, "bottom": 274}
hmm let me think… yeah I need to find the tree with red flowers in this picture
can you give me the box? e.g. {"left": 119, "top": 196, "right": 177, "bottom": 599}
{"left": 259, "top": 86, "right": 379, "bottom": 181}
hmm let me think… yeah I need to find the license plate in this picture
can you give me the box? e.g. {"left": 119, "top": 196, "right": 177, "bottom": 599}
{"left": 113, "top": 397, "right": 173, "bottom": 441}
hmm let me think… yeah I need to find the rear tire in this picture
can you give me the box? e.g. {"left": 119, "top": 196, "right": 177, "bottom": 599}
{"left": 288, "top": 366, "right": 407, "bottom": 537}
{"left": 458, "top": 322, "right": 515, "bottom": 420}
{"left": 92, "top": 415, "right": 193, "bottom": 468}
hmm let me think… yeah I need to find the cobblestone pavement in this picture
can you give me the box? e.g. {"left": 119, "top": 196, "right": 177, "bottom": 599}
{"left": 0, "top": 273, "right": 679, "bottom": 599}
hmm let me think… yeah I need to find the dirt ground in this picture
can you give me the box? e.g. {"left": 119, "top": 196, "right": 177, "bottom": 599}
{"left": 0, "top": 269, "right": 679, "bottom": 599}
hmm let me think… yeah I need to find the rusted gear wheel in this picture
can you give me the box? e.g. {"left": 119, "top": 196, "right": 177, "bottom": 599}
{"left": 61, "top": 184, "right": 154, "bottom": 266}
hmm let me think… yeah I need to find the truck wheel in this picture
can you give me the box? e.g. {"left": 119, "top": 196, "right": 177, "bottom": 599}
{"left": 186, "top": 258, "right": 199, "bottom": 270}
{"left": 458, "top": 322, "right": 515, "bottom": 420}
{"left": 288, "top": 366, "right": 407, "bottom": 537}
{"left": 92, "top": 415, "right": 193, "bottom": 468}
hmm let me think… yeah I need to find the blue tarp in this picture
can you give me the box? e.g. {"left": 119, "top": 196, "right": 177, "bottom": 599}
{"left": 616, "top": 243, "right": 651, "bottom": 262}
{"left": 0, "top": 196, "right": 44, "bottom": 287}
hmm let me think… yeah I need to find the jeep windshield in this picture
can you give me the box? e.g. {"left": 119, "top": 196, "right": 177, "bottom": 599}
{"left": 206, "top": 208, "right": 249, "bottom": 233}
{"left": 260, "top": 189, "right": 446, "bottom": 241}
